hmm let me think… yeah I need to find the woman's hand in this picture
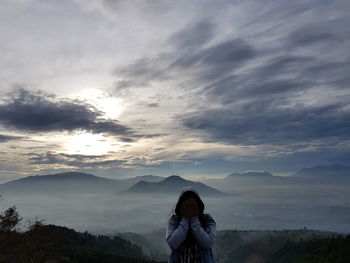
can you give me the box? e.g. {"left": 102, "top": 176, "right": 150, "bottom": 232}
{"left": 180, "top": 197, "right": 199, "bottom": 218}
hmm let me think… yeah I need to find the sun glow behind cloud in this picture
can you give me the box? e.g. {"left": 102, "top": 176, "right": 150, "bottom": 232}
{"left": 57, "top": 89, "right": 131, "bottom": 155}
{"left": 72, "top": 88, "right": 125, "bottom": 119}
{"left": 63, "top": 132, "right": 120, "bottom": 155}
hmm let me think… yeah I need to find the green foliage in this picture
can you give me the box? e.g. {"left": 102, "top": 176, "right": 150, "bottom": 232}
{"left": 1, "top": 201, "right": 349, "bottom": 263}
{"left": 211, "top": 229, "right": 350, "bottom": 263}
{"left": 0, "top": 223, "right": 166, "bottom": 263}
{"left": 0, "top": 205, "right": 22, "bottom": 232}
{"left": 267, "top": 235, "right": 350, "bottom": 263}
{"left": 117, "top": 229, "right": 170, "bottom": 261}
{"left": 118, "top": 226, "right": 350, "bottom": 263}
{"left": 0, "top": 204, "right": 165, "bottom": 263}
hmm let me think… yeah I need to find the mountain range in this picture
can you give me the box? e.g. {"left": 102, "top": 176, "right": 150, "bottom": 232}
{"left": 122, "top": 175, "right": 229, "bottom": 196}
{"left": 0, "top": 172, "right": 227, "bottom": 196}
{"left": 225, "top": 164, "right": 350, "bottom": 179}
{"left": 0, "top": 163, "right": 348, "bottom": 196}
{"left": 227, "top": 171, "right": 274, "bottom": 178}
{"left": 120, "top": 175, "right": 164, "bottom": 185}
{"left": 292, "top": 163, "right": 350, "bottom": 177}
{"left": 0, "top": 172, "right": 123, "bottom": 194}
{"left": 197, "top": 163, "right": 350, "bottom": 189}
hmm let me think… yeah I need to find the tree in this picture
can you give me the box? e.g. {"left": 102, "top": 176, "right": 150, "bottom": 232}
{"left": 0, "top": 205, "right": 22, "bottom": 232}
{"left": 26, "top": 217, "right": 46, "bottom": 231}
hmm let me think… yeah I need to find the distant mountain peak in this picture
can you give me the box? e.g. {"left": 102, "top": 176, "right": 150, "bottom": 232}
{"left": 123, "top": 174, "right": 229, "bottom": 196}
{"left": 119, "top": 175, "right": 165, "bottom": 185}
{"left": 227, "top": 171, "right": 273, "bottom": 177}
{"left": 45, "top": 172, "right": 96, "bottom": 179}
{"left": 3, "top": 171, "right": 98, "bottom": 183}
{"left": 163, "top": 175, "right": 186, "bottom": 182}
{"left": 130, "top": 175, "right": 160, "bottom": 179}
{"left": 132, "top": 180, "right": 151, "bottom": 186}
{"left": 294, "top": 163, "right": 350, "bottom": 177}
{"left": 0, "top": 171, "right": 125, "bottom": 194}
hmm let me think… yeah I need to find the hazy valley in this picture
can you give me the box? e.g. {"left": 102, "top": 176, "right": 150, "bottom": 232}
{"left": 1, "top": 164, "right": 350, "bottom": 235}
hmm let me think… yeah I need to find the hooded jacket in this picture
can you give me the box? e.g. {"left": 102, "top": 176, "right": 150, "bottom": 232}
{"left": 165, "top": 186, "right": 216, "bottom": 263}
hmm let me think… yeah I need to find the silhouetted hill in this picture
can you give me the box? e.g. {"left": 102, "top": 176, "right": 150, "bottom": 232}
{"left": 199, "top": 172, "right": 295, "bottom": 190}
{"left": 227, "top": 171, "right": 274, "bottom": 178}
{"left": 117, "top": 230, "right": 169, "bottom": 261}
{"left": 0, "top": 172, "right": 169, "bottom": 195}
{"left": 268, "top": 234, "right": 350, "bottom": 263}
{"left": 0, "top": 223, "right": 165, "bottom": 263}
{"left": 293, "top": 163, "right": 350, "bottom": 177}
{"left": 1, "top": 202, "right": 349, "bottom": 263}
{"left": 121, "top": 175, "right": 165, "bottom": 185}
{"left": 120, "top": 228, "right": 347, "bottom": 263}
{"left": 199, "top": 165, "right": 350, "bottom": 190}
{"left": 211, "top": 229, "right": 342, "bottom": 263}
{"left": 123, "top": 175, "right": 230, "bottom": 196}
{"left": 0, "top": 172, "right": 128, "bottom": 194}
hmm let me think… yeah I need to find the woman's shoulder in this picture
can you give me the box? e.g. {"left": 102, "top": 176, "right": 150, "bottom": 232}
{"left": 202, "top": 213, "right": 214, "bottom": 219}
{"left": 201, "top": 213, "right": 216, "bottom": 224}
{"left": 168, "top": 213, "right": 181, "bottom": 222}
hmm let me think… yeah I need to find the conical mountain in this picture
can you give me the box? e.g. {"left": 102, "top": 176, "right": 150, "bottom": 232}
{"left": 123, "top": 175, "right": 229, "bottom": 196}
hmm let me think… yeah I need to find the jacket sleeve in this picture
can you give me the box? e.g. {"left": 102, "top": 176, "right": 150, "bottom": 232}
{"left": 190, "top": 215, "right": 216, "bottom": 249}
{"left": 166, "top": 215, "right": 190, "bottom": 250}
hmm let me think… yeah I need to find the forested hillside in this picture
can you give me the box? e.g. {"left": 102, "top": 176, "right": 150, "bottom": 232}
{"left": 268, "top": 235, "right": 350, "bottom": 263}
{"left": 117, "top": 228, "right": 350, "bottom": 263}
{"left": 0, "top": 205, "right": 165, "bottom": 263}
{"left": 1, "top": 204, "right": 349, "bottom": 262}
{"left": 213, "top": 229, "right": 350, "bottom": 263}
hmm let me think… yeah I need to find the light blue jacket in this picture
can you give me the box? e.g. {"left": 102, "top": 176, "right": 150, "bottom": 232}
{"left": 165, "top": 203, "right": 216, "bottom": 263}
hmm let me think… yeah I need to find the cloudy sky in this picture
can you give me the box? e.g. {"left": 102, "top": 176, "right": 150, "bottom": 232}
{"left": 0, "top": 0, "right": 349, "bottom": 181}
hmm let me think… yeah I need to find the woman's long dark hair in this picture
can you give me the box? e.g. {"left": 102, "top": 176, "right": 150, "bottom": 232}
{"left": 173, "top": 190, "right": 206, "bottom": 247}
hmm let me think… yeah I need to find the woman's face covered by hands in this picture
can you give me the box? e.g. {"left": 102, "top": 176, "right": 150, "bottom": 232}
{"left": 180, "top": 196, "right": 199, "bottom": 218}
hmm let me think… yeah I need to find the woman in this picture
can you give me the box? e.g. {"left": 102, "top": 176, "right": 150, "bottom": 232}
{"left": 165, "top": 186, "right": 216, "bottom": 263}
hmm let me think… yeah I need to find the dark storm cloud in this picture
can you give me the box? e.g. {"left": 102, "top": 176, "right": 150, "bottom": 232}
{"left": 112, "top": 1, "right": 350, "bottom": 150}
{"left": 113, "top": 55, "right": 172, "bottom": 90}
{"left": 0, "top": 88, "right": 132, "bottom": 136}
{"left": 169, "top": 21, "right": 215, "bottom": 51}
{"left": 26, "top": 152, "right": 125, "bottom": 168}
{"left": 181, "top": 100, "right": 350, "bottom": 145}
{"left": 178, "top": 18, "right": 350, "bottom": 147}
{"left": 286, "top": 17, "right": 350, "bottom": 48}
{"left": 199, "top": 55, "right": 313, "bottom": 104}
{"left": 0, "top": 134, "right": 23, "bottom": 143}
{"left": 114, "top": 22, "right": 255, "bottom": 91}
{"left": 302, "top": 60, "right": 350, "bottom": 89}
{"left": 169, "top": 38, "right": 256, "bottom": 79}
